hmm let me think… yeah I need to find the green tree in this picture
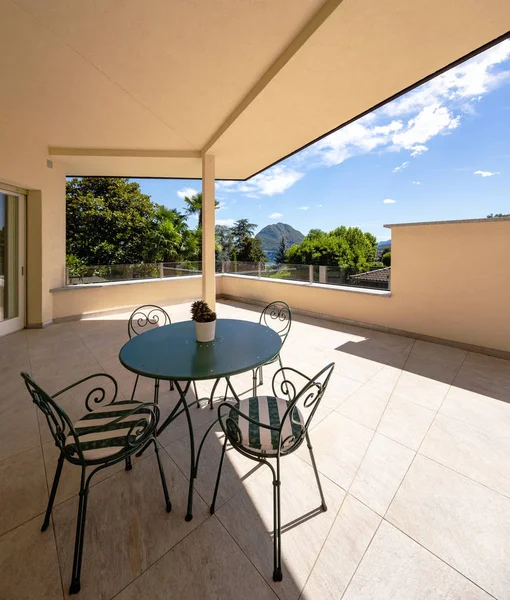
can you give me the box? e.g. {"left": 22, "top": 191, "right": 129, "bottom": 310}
{"left": 382, "top": 251, "right": 391, "bottom": 267}
{"left": 275, "top": 236, "right": 287, "bottom": 264}
{"left": 237, "top": 237, "right": 267, "bottom": 262}
{"left": 183, "top": 192, "right": 219, "bottom": 227}
{"left": 487, "top": 213, "right": 510, "bottom": 218}
{"left": 215, "top": 225, "right": 234, "bottom": 261}
{"left": 66, "top": 177, "right": 161, "bottom": 265}
{"left": 232, "top": 218, "right": 257, "bottom": 251}
{"left": 285, "top": 226, "right": 378, "bottom": 272}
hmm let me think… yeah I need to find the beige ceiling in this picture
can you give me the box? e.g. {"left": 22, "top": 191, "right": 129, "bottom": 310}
{"left": 1, "top": 0, "right": 509, "bottom": 179}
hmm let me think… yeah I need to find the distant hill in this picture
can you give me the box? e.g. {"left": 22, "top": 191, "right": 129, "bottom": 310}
{"left": 256, "top": 222, "right": 305, "bottom": 261}
{"left": 377, "top": 239, "right": 391, "bottom": 250}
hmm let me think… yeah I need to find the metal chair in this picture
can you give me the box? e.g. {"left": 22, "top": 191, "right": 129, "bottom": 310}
{"left": 210, "top": 362, "right": 334, "bottom": 582}
{"left": 21, "top": 371, "right": 171, "bottom": 595}
{"left": 252, "top": 301, "right": 292, "bottom": 396}
{"left": 128, "top": 305, "right": 200, "bottom": 404}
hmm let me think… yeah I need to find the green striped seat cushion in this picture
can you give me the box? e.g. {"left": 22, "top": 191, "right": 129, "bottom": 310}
{"left": 229, "top": 396, "right": 304, "bottom": 455}
{"left": 65, "top": 401, "right": 154, "bottom": 461}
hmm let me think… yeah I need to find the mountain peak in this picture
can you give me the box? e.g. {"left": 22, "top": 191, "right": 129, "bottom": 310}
{"left": 255, "top": 223, "right": 305, "bottom": 258}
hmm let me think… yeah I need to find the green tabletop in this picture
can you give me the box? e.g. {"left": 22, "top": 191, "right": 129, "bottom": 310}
{"left": 119, "top": 318, "right": 282, "bottom": 381}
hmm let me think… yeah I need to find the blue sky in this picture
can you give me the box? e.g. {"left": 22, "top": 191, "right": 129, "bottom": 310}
{"left": 134, "top": 39, "right": 510, "bottom": 241}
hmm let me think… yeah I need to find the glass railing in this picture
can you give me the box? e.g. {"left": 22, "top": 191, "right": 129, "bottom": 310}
{"left": 65, "top": 260, "right": 390, "bottom": 291}
{"left": 66, "top": 261, "right": 201, "bottom": 285}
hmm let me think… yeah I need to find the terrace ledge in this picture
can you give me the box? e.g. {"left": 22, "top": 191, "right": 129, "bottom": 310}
{"left": 384, "top": 216, "right": 510, "bottom": 228}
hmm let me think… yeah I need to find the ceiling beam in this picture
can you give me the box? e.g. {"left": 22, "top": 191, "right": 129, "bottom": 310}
{"left": 202, "top": 0, "right": 346, "bottom": 155}
{"left": 48, "top": 148, "right": 201, "bottom": 159}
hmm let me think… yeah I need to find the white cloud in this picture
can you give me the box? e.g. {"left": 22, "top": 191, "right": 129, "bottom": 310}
{"left": 317, "top": 204, "right": 323, "bottom": 207}
{"left": 297, "top": 206, "right": 310, "bottom": 210}
{"left": 412, "top": 181, "right": 421, "bottom": 185}
{"left": 383, "top": 199, "right": 397, "bottom": 204}
{"left": 392, "top": 104, "right": 460, "bottom": 150}
{"left": 393, "top": 161, "right": 409, "bottom": 173}
{"left": 474, "top": 170, "right": 500, "bottom": 177}
{"left": 217, "top": 201, "right": 227, "bottom": 210}
{"left": 177, "top": 186, "right": 199, "bottom": 199}
{"left": 410, "top": 145, "right": 428, "bottom": 157}
{"left": 213, "top": 165, "right": 303, "bottom": 198}
{"left": 269, "top": 212, "right": 283, "bottom": 219}
{"left": 216, "top": 218, "right": 236, "bottom": 226}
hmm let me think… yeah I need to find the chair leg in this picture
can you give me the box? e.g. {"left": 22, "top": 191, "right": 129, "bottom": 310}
{"left": 210, "top": 437, "right": 227, "bottom": 514}
{"left": 42, "top": 453, "right": 65, "bottom": 532}
{"left": 170, "top": 380, "right": 174, "bottom": 391}
{"left": 130, "top": 374, "right": 140, "bottom": 401}
{"left": 306, "top": 432, "right": 327, "bottom": 511}
{"left": 125, "top": 455, "right": 132, "bottom": 471}
{"left": 272, "top": 457, "right": 282, "bottom": 582}
{"left": 152, "top": 439, "right": 172, "bottom": 512}
{"left": 69, "top": 468, "right": 89, "bottom": 595}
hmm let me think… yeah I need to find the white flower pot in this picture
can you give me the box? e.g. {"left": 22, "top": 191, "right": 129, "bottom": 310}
{"left": 195, "top": 320, "right": 216, "bottom": 343}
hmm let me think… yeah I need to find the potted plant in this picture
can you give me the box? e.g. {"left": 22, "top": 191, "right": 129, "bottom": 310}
{"left": 191, "top": 300, "right": 217, "bottom": 342}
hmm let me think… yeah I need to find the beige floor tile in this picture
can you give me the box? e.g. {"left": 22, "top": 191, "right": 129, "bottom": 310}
{"left": 116, "top": 516, "right": 277, "bottom": 600}
{"left": 319, "top": 372, "right": 363, "bottom": 409}
{"left": 331, "top": 353, "right": 385, "bottom": 384}
{"left": 453, "top": 352, "right": 510, "bottom": 401}
{"left": 386, "top": 455, "right": 510, "bottom": 600}
{"left": 336, "top": 384, "right": 392, "bottom": 430}
{"left": 377, "top": 395, "right": 436, "bottom": 450}
{"left": 350, "top": 434, "right": 415, "bottom": 515}
{"left": 440, "top": 385, "right": 510, "bottom": 438}
{"left": 420, "top": 413, "right": 510, "bottom": 497}
{"left": 216, "top": 454, "right": 345, "bottom": 600}
{"left": 0, "top": 515, "right": 63, "bottom": 600}
{"left": 297, "top": 412, "right": 373, "bottom": 490}
{"left": 302, "top": 494, "right": 381, "bottom": 600}
{"left": 53, "top": 450, "right": 209, "bottom": 600}
{"left": 0, "top": 446, "right": 48, "bottom": 536}
{"left": 392, "top": 370, "right": 451, "bottom": 411}
{"left": 0, "top": 405, "right": 40, "bottom": 462}
{"left": 343, "top": 520, "right": 492, "bottom": 600}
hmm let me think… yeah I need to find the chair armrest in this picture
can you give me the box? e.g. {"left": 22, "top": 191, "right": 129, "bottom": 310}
{"left": 52, "top": 373, "right": 118, "bottom": 411}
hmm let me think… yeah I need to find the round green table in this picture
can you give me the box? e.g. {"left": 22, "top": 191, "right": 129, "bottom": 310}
{"left": 119, "top": 318, "right": 282, "bottom": 520}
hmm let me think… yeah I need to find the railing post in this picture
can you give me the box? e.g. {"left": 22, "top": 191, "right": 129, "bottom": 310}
{"left": 222, "top": 260, "right": 226, "bottom": 273}
{"left": 309, "top": 265, "right": 313, "bottom": 284}
{"left": 319, "top": 265, "right": 327, "bottom": 284}
{"left": 159, "top": 263, "right": 164, "bottom": 278}
{"left": 258, "top": 262, "right": 262, "bottom": 277}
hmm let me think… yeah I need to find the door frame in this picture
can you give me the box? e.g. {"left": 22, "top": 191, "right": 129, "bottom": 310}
{"left": 0, "top": 187, "right": 26, "bottom": 337}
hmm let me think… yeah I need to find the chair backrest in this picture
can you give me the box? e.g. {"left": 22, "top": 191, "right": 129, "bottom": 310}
{"left": 259, "top": 301, "right": 292, "bottom": 347}
{"left": 20, "top": 372, "right": 82, "bottom": 462}
{"left": 128, "top": 304, "right": 171, "bottom": 339}
{"left": 272, "top": 363, "right": 335, "bottom": 454}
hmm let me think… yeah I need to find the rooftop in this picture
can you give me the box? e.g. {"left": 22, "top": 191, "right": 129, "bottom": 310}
{"left": 2, "top": 300, "right": 509, "bottom": 600}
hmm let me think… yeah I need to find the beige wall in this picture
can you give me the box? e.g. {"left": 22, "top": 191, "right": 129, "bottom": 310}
{"left": 1, "top": 135, "right": 66, "bottom": 326}
{"left": 52, "top": 276, "right": 203, "bottom": 321}
{"left": 221, "top": 219, "right": 510, "bottom": 354}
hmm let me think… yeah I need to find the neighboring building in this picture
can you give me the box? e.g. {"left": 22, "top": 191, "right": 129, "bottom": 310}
{"left": 348, "top": 267, "right": 391, "bottom": 290}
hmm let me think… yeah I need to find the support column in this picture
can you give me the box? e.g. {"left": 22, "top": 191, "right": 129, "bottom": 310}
{"left": 201, "top": 154, "right": 216, "bottom": 310}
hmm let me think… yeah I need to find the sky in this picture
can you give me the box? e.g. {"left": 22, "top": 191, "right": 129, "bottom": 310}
{"left": 134, "top": 39, "right": 510, "bottom": 242}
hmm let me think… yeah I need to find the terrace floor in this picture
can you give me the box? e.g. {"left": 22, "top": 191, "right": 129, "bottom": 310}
{"left": 1, "top": 300, "right": 510, "bottom": 600}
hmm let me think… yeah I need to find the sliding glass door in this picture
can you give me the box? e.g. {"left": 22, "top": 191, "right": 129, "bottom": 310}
{"left": 0, "top": 189, "right": 25, "bottom": 336}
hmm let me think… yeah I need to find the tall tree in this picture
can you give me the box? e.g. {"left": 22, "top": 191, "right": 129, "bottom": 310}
{"left": 183, "top": 192, "right": 219, "bottom": 227}
{"left": 66, "top": 177, "right": 160, "bottom": 264}
{"left": 237, "top": 237, "right": 267, "bottom": 262}
{"left": 275, "top": 236, "right": 287, "bottom": 264}
{"left": 215, "top": 225, "right": 234, "bottom": 261}
{"left": 232, "top": 218, "right": 257, "bottom": 251}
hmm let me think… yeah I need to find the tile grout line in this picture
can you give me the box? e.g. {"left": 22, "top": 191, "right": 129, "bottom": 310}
{"left": 297, "top": 340, "right": 417, "bottom": 599}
